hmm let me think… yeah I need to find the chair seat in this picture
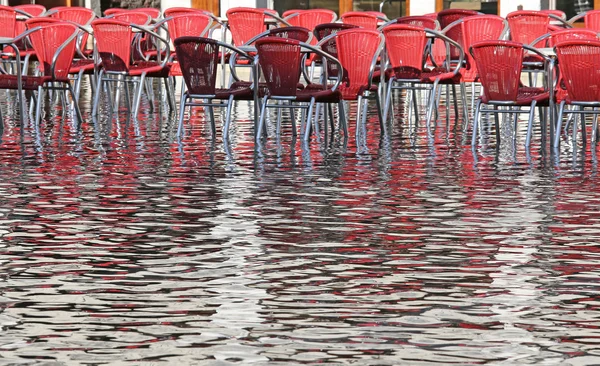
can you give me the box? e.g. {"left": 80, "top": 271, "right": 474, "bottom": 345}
{"left": 481, "top": 86, "right": 549, "bottom": 105}
{"left": 128, "top": 61, "right": 170, "bottom": 77}
{"left": 0, "top": 74, "right": 69, "bottom": 90}
{"left": 280, "top": 84, "right": 341, "bottom": 103}
{"left": 70, "top": 59, "right": 95, "bottom": 74}
{"left": 188, "top": 82, "right": 254, "bottom": 101}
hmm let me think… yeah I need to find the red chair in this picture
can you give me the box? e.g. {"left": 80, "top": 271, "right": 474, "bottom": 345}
{"left": 26, "top": 17, "right": 95, "bottom": 100}
{"left": 554, "top": 40, "right": 600, "bottom": 147}
{"left": 91, "top": 19, "right": 173, "bottom": 118}
{"left": 284, "top": 9, "right": 337, "bottom": 30}
{"left": 164, "top": 7, "right": 211, "bottom": 17}
{"left": 254, "top": 37, "right": 342, "bottom": 142}
{"left": 174, "top": 36, "right": 255, "bottom": 139}
{"left": 14, "top": 4, "right": 46, "bottom": 16}
{"left": 108, "top": 11, "right": 152, "bottom": 25}
{"left": 470, "top": 40, "right": 551, "bottom": 148}
{"left": 27, "top": 22, "right": 84, "bottom": 124}
{"left": 393, "top": 15, "right": 439, "bottom": 29}
{"left": 340, "top": 11, "right": 379, "bottom": 29}
{"left": 321, "top": 28, "right": 384, "bottom": 144}
{"left": 507, "top": 11, "right": 552, "bottom": 46}
{"left": 530, "top": 28, "right": 599, "bottom": 48}
{"left": 165, "top": 13, "right": 214, "bottom": 76}
{"left": 438, "top": 9, "right": 478, "bottom": 60}
{"left": 47, "top": 6, "right": 95, "bottom": 25}
{"left": 569, "top": 10, "right": 600, "bottom": 31}
{"left": 381, "top": 25, "right": 463, "bottom": 128}
{"left": 226, "top": 7, "right": 285, "bottom": 47}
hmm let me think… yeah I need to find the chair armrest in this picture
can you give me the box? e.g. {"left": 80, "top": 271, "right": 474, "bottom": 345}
{"left": 131, "top": 24, "right": 171, "bottom": 68}
{"left": 427, "top": 29, "right": 464, "bottom": 77}
{"left": 300, "top": 42, "right": 343, "bottom": 92}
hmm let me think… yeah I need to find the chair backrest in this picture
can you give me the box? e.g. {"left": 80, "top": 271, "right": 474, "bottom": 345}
{"left": 110, "top": 11, "right": 152, "bottom": 25}
{"left": 226, "top": 7, "right": 268, "bottom": 46}
{"left": 395, "top": 15, "right": 439, "bottom": 30}
{"left": 174, "top": 36, "right": 220, "bottom": 96}
{"left": 164, "top": 7, "right": 209, "bottom": 17}
{"left": 0, "top": 5, "right": 17, "bottom": 38}
{"left": 48, "top": 6, "right": 95, "bottom": 25}
{"left": 264, "top": 26, "right": 311, "bottom": 42}
{"left": 14, "top": 4, "right": 46, "bottom": 17}
{"left": 314, "top": 22, "right": 358, "bottom": 41}
{"left": 130, "top": 7, "right": 161, "bottom": 19}
{"left": 255, "top": 37, "right": 302, "bottom": 97}
{"left": 438, "top": 9, "right": 478, "bottom": 59}
{"left": 382, "top": 24, "right": 427, "bottom": 80}
{"left": 470, "top": 40, "right": 524, "bottom": 102}
{"left": 541, "top": 9, "right": 566, "bottom": 20}
{"left": 26, "top": 16, "right": 63, "bottom": 28}
{"left": 92, "top": 19, "right": 133, "bottom": 73}
{"left": 547, "top": 29, "right": 598, "bottom": 47}
{"left": 584, "top": 10, "right": 600, "bottom": 32}
{"left": 28, "top": 22, "right": 78, "bottom": 79}
{"left": 340, "top": 11, "right": 379, "bottom": 30}
{"left": 555, "top": 40, "right": 600, "bottom": 102}
{"left": 461, "top": 15, "right": 507, "bottom": 82}
{"left": 285, "top": 9, "right": 337, "bottom": 29}
{"left": 335, "top": 28, "right": 383, "bottom": 99}
{"left": 166, "top": 13, "right": 212, "bottom": 41}
{"left": 104, "top": 8, "right": 125, "bottom": 16}
{"left": 506, "top": 10, "right": 550, "bottom": 46}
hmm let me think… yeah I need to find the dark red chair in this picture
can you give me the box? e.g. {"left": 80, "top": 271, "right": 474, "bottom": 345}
{"left": 554, "top": 40, "right": 600, "bottom": 147}
{"left": 92, "top": 19, "right": 173, "bottom": 118}
{"left": 174, "top": 36, "right": 256, "bottom": 140}
{"left": 470, "top": 40, "right": 551, "bottom": 148}
{"left": 254, "top": 37, "right": 342, "bottom": 142}
{"left": 392, "top": 15, "right": 439, "bottom": 29}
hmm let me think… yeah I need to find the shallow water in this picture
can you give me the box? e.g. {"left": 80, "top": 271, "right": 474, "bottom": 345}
{"left": 1, "top": 84, "right": 600, "bottom": 365}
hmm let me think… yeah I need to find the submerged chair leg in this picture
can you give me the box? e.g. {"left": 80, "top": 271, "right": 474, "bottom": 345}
{"left": 554, "top": 101, "right": 566, "bottom": 148}
{"left": 471, "top": 99, "right": 482, "bottom": 147}
{"left": 177, "top": 93, "right": 188, "bottom": 137}
{"left": 256, "top": 96, "right": 269, "bottom": 143}
{"left": 92, "top": 70, "right": 104, "bottom": 116}
{"left": 525, "top": 100, "right": 537, "bottom": 148}
{"left": 132, "top": 72, "right": 146, "bottom": 119}
{"left": 338, "top": 101, "right": 348, "bottom": 138}
{"left": 223, "top": 95, "right": 235, "bottom": 141}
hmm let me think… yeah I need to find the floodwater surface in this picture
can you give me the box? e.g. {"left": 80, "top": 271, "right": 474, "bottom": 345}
{"left": 0, "top": 85, "right": 600, "bottom": 365}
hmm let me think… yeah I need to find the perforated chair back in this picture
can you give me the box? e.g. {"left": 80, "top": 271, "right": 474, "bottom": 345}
{"left": 470, "top": 40, "right": 524, "bottom": 102}
{"left": 92, "top": 19, "right": 133, "bottom": 73}
{"left": 48, "top": 6, "right": 95, "bottom": 25}
{"left": 340, "top": 11, "right": 379, "bottom": 29}
{"left": 461, "top": 15, "right": 507, "bottom": 82}
{"left": 382, "top": 24, "right": 427, "bottom": 80}
{"left": 28, "top": 22, "right": 78, "bottom": 78}
{"left": 547, "top": 29, "right": 599, "bottom": 47}
{"left": 14, "top": 4, "right": 46, "bottom": 16}
{"left": 164, "top": 7, "right": 210, "bottom": 17}
{"left": 166, "top": 13, "right": 213, "bottom": 41}
{"left": 226, "top": 7, "right": 267, "bottom": 46}
{"left": 583, "top": 10, "right": 600, "bottom": 32}
{"left": 395, "top": 16, "right": 438, "bottom": 30}
{"left": 285, "top": 9, "right": 337, "bottom": 29}
{"left": 174, "top": 36, "right": 220, "bottom": 96}
{"left": 314, "top": 22, "right": 357, "bottom": 41}
{"left": 0, "top": 5, "right": 18, "bottom": 38}
{"left": 255, "top": 37, "right": 302, "bottom": 97}
{"left": 555, "top": 40, "right": 600, "bottom": 102}
{"left": 335, "top": 28, "right": 382, "bottom": 99}
{"left": 438, "top": 9, "right": 478, "bottom": 59}
{"left": 110, "top": 11, "right": 152, "bottom": 25}
{"left": 507, "top": 10, "right": 550, "bottom": 46}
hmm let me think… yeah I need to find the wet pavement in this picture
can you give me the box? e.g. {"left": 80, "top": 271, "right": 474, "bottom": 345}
{"left": 0, "top": 83, "right": 600, "bottom": 365}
